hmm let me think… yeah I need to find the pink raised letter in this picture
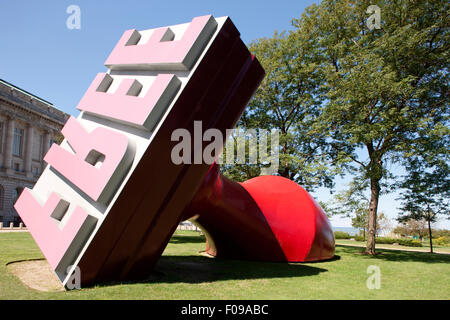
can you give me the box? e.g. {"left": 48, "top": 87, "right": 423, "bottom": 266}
{"left": 77, "top": 73, "right": 180, "bottom": 130}
{"left": 44, "top": 116, "right": 134, "bottom": 204}
{"left": 14, "top": 191, "right": 96, "bottom": 270}
{"left": 104, "top": 15, "right": 217, "bottom": 70}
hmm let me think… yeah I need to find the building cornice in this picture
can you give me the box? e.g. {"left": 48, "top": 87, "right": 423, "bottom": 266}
{"left": 0, "top": 171, "right": 38, "bottom": 184}
{"left": 0, "top": 87, "right": 69, "bottom": 126}
{"left": 0, "top": 97, "right": 67, "bottom": 133}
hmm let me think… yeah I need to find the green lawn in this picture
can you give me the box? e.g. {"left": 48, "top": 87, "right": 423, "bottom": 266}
{"left": 0, "top": 231, "right": 449, "bottom": 299}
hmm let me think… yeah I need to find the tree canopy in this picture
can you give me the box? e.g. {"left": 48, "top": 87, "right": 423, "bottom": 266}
{"left": 222, "top": 30, "right": 337, "bottom": 191}
{"left": 296, "top": 0, "right": 448, "bottom": 253}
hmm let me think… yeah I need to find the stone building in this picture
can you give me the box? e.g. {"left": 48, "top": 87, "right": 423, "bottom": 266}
{"left": 0, "top": 79, "right": 69, "bottom": 225}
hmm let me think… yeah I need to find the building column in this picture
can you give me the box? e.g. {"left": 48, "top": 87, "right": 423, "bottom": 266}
{"left": 3, "top": 117, "right": 14, "bottom": 174}
{"left": 41, "top": 130, "right": 50, "bottom": 171}
{"left": 24, "top": 124, "right": 33, "bottom": 178}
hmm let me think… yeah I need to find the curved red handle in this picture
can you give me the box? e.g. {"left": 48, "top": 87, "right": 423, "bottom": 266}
{"left": 183, "top": 163, "right": 335, "bottom": 262}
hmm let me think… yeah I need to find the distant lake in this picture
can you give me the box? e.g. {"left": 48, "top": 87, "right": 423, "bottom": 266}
{"left": 332, "top": 226, "right": 359, "bottom": 236}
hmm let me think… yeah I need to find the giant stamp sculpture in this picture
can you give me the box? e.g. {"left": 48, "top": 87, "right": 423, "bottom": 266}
{"left": 15, "top": 15, "right": 334, "bottom": 288}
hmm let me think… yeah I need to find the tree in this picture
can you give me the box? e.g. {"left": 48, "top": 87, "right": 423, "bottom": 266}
{"left": 352, "top": 210, "right": 368, "bottom": 239}
{"left": 292, "top": 0, "right": 449, "bottom": 254}
{"left": 54, "top": 132, "right": 64, "bottom": 145}
{"left": 393, "top": 219, "right": 428, "bottom": 240}
{"left": 376, "top": 212, "right": 392, "bottom": 236}
{"left": 394, "top": 59, "right": 450, "bottom": 252}
{"left": 326, "top": 180, "right": 391, "bottom": 239}
{"left": 326, "top": 179, "right": 369, "bottom": 237}
{"left": 396, "top": 152, "right": 449, "bottom": 252}
{"left": 221, "top": 31, "right": 337, "bottom": 191}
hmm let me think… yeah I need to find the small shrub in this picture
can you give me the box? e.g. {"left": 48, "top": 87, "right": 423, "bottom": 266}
{"left": 334, "top": 231, "right": 351, "bottom": 239}
{"left": 340, "top": 235, "right": 422, "bottom": 247}
{"left": 374, "top": 237, "right": 422, "bottom": 247}
{"left": 434, "top": 236, "right": 450, "bottom": 246}
{"left": 375, "top": 237, "right": 394, "bottom": 245}
{"left": 398, "top": 239, "right": 422, "bottom": 247}
{"left": 433, "top": 230, "right": 450, "bottom": 238}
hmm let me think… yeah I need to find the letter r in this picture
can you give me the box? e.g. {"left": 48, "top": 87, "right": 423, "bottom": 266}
{"left": 44, "top": 117, "right": 135, "bottom": 204}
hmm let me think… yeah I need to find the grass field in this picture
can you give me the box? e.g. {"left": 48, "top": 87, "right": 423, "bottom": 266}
{"left": 0, "top": 231, "right": 449, "bottom": 299}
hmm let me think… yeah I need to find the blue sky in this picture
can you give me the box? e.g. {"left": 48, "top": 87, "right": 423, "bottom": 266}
{"left": 1, "top": 1, "right": 448, "bottom": 230}
{"left": 0, "top": 0, "right": 316, "bottom": 114}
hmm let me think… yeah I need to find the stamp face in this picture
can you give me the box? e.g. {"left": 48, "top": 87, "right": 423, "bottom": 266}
{"left": 14, "top": 15, "right": 265, "bottom": 287}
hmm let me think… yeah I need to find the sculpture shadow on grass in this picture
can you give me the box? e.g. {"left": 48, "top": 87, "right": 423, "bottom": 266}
{"left": 87, "top": 233, "right": 331, "bottom": 288}
{"left": 90, "top": 233, "right": 331, "bottom": 287}
{"left": 168, "top": 235, "right": 206, "bottom": 244}
{"left": 153, "top": 255, "right": 328, "bottom": 284}
{"left": 92, "top": 255, "right": 328, "bottom": 287}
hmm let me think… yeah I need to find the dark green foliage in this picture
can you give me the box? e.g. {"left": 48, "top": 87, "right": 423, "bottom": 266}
{"left": 434, "top": 236, "right": 450, "bottom": 246}
{"left": 354, "top": 236, "right": 422, "bottom": 247}
{"left": 376, "top": 237, "right": 422, "bottom": 247}
{"left": 334, "top": 231, "right": 352, "bottom": 239}
{"left": 294, "top": 0, "right": 448, "bottom": 253}
{"left": 222, "top": 31, "right": 337, "bottom": 191}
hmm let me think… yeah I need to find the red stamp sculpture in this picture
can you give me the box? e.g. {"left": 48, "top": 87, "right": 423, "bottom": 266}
{"left": 14, "top": 15, "right": 334, "bottom": 288}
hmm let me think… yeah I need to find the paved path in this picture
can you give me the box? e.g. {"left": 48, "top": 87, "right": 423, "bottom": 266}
{"left": 336, "top": 242, "right": 450, "bottom": 255}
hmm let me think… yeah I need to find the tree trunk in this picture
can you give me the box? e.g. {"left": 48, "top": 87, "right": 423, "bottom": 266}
{"left": 427, "top": 216, "right": 433, "bottom": 254}
{"left": 282, "top": 142, "right": 289, "bottom": 178}
{"left": 366, "top": 178, "right": 380, "bottom": 254}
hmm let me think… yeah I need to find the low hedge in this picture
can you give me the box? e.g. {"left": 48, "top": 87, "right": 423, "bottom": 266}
{"left": 434, "top": 236, "right": 450, "bottom": 246}
{"left": 345, "top": 236, "right": 422, "bottom": 247}
{"left": 376, "top": 237, "right": 422, "bottom": 247}
{"left": 334, "top": 231, "right": 352, "bottom": 239}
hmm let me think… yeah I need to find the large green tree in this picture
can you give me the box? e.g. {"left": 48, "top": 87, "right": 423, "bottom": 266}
{"left": 221, "top": 31, "right": 337, "bottom": 191}
{"left": 292, "top": 0, "right": 449, "bottom": 254}
{"left": 396, "top": 135, "right": 449, "bottom": 252}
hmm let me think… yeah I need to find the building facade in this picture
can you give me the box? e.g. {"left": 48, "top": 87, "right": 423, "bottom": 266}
{"left": 0, "top": 79, "right": 69, "bottom": 225}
